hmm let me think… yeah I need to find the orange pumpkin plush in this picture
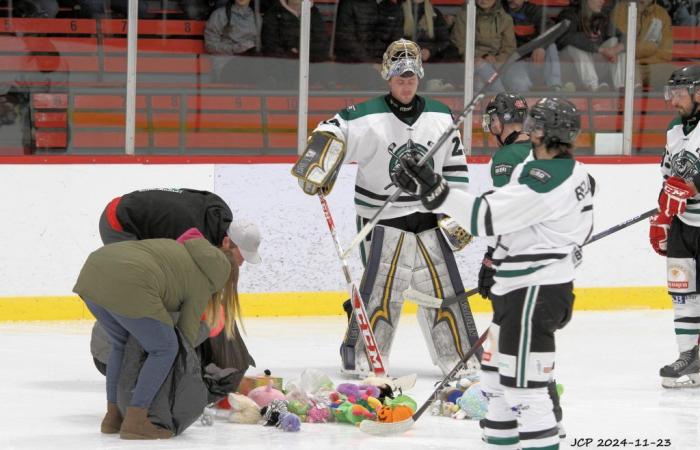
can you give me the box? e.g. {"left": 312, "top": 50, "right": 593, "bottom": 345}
{"left": 376, "top": 405, "right": 413, "bottom": 423}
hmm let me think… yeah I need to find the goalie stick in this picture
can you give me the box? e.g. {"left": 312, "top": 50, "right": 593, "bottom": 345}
{"left": 340, "top": 19, "right": 572, "bottom": 260}
{"left": 318, "top": 192, "right": 387, "bottom": 377}
{"left": 406, "top": 207, "right": 659, "bottom": 309}
{"left": 360, "top": 206, "right": 659, "bottom": 435}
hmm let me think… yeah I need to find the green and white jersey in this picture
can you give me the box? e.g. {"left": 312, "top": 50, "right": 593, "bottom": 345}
{"left": 488, "top": 141, "right": 532, "bottom": 189}
{"left": 661, "top": 116, "right": 700, "bottom": 226}
{"left": 441, "top": 157, "right": 595, "bottom": 295}
{"left": 313, "top": 95, "right": 469, "bottom": 219}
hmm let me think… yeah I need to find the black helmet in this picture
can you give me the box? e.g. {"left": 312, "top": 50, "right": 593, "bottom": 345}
{"left": 482, "top": 93, "right": 528, "bottom": 133}
{"left": 665, "top": 65, "right": 700, "bottom": 101}
{"left": 524, "top": 98, "right": 581, "bottom": 147}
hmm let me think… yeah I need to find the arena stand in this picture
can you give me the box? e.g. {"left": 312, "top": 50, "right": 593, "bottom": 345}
{"left": 0, "top": 0, "right": 698, "bottom": 157}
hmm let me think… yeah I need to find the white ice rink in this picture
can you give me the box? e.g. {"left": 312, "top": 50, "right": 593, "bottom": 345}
{"left": 2, "top": 311, "right": 700, "bottom": 450}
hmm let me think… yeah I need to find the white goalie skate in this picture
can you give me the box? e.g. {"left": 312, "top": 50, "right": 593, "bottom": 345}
{"left": 660, "top": 345, "right": 700, "bottom": 389}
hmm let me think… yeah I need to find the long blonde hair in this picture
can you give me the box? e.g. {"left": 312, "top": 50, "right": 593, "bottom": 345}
{"left": 204, "top": 247, "right": 242, "bottom": 340}
{"left": 403, "top": 0, "right": 435, "bottom": 41}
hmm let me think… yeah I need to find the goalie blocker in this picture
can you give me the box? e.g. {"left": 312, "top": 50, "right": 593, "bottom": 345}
{"left": 291, "top": 131, "right": 346, "bottom": 196}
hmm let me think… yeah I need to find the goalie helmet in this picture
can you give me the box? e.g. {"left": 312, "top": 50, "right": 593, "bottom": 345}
{"left": 381, "top": 39, "right": 424, "bottom": 81}
{"left": 523, "top": 98, "right": 580, "bottom": 147}
{"left": 665, "top": 65, "right": 700, "bottom": 101}
{"left": 482, "top": 93, "right": 529, "bottom": 133}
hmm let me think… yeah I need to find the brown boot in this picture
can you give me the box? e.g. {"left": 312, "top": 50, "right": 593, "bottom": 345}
{"left": 100, "top": 402, "right": 122, "bottom": 434}
{"left": 119, "top": 407, "right": 173, "bottom": 440}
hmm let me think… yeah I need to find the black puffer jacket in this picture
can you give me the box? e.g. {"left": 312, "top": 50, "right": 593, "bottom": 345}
{"left": 377, "top": 1, "right": 453, "bottom": 58}
{"left": 261, "top": 0, "right": 329, "bottom": 61}
{"left": 334, "top": 0, "right": 384, "bottom": 62}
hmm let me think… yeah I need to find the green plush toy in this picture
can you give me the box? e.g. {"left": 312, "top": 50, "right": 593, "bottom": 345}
{"left": 287, "top": 400, "right": 310, "bottom": 422}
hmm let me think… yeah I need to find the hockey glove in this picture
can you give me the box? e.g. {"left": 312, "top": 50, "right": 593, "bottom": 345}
{"left": 392, "top": 153, "right": 449, "bottom": 211}
{"left": 649, "top": 214, "right": 671, "bottom": 256}
{"left": 478, "top": 247, "right": 496, "bottom": 299}
{"left": 659, "top": 177, "right": 695, "bottom": 217}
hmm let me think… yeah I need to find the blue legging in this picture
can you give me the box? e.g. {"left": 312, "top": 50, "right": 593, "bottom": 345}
{"left": 83, "top": 299, "right": 178, "bottom": 408}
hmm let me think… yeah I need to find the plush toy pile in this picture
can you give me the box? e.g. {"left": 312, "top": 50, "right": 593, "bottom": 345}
{"left": 200, "top": 369, "right": 420, "bottom": 432}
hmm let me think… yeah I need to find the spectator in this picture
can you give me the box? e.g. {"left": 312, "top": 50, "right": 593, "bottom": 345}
{"left": 657, "top": 0, "right": 699, "bottom": 26}
{"left": 450, "top": 0, "right": 516, "bottom": 92}
{"left": 502, "top": 0, "right": 566, "bottom": 91}
{"left": 204, "top": 0, "right": 260, "bottom": 83}
{"left": 611, "top": 0, "right": 672, "bottom": 89}
{"left": 261, "top": 0, "right": 329, "bottom": 62}
{"left": 402, "top": 0, "right": 458, "bottom": 62}
{"left": 334, "top": 0, "right": 385, "bottom": 63}
{"left": 556, "top": 0, "right": 625, "bottom": 92}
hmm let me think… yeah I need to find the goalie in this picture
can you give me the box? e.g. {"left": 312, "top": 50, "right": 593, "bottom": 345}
{"left": 293, "top": 39, "right": 478, "bottom": 377}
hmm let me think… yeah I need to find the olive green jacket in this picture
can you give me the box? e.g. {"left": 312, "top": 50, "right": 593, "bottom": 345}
{"left": 74, "top": 238, "right": 230, "bottom": 346}
{"left": 451, "top": 3, "right": 516, "bottom": 63}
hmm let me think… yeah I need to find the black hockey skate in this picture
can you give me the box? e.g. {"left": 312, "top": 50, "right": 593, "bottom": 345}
{"left": 659, "top": 345, "right": 700, "bottom": 388}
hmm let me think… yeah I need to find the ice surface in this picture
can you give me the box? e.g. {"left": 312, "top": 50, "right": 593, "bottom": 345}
{"left": 1, "top": 311, "right": 699, "bottom": 449}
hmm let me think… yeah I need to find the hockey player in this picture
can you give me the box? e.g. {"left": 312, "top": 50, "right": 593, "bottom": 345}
{"left": 478, "top": 92, "right": 531, "bottom": 300}
{"left": 649, "top": 65, "right": 700, "bottom": 388}
{"left": 393, "top": 97, "right": 594, "bottom": 449}
{"left": 293, "top": 39, "right": 477, "bottom": 377}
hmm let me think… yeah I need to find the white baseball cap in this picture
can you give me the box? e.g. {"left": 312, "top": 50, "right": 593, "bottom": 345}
{"left": 227, "top": 219, "right": 262, "bottom": 264}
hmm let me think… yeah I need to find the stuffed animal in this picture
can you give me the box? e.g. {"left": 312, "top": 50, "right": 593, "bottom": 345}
{"left": 335, "top": 383, "right": 380, "bottom": 407}
{"left": 260, "top": 399, "right": 301, "bottom": 432}
{"left": 330, "top": 400, "right": 374, "bottom": 424}
{"left": 307, "top": 404, "right": 331, "bottom": 423}
{"left": 386, "top": 394, "right": 417, "bottom": 412}
{"left": 287, "top": 400, "right": 310, "bottom": 422}
{"left": 456, "top": 383, "right": 488, "bottom": 420}
{"left": 227, "top": 393, "right": 262, "bottom": 424}
{"left": 376, "top": 404, "right": 414, "bottom": 423}
{"left": 248, "top": 375, "right": 286, "bottom": 408}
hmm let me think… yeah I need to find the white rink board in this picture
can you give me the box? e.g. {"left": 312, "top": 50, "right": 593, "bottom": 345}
{"left": 0, "top": 163, "right": 665, "bottom": 297}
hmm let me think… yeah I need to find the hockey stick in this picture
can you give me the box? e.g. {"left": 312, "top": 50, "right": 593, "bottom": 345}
{"left": 340, "top": 19, "right": 571, "bottom": 260}
{"left": 409, "top": 207, "right": 659, "bottom": 310}
{"left": 360, "top": 326, "right": 490, "bottom": 435}
{"left": 318, "top": 192, "right": 387, "bottom": 377}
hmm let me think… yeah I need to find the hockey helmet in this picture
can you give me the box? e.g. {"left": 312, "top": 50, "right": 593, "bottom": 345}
{"left": 381, "top": 39, "right": 424, "bottom": 81}
{"left": 523, "top": 98, "right": 581, "bottom": 147}
{"left": 482, "top": 93, "right": 529, "bottom": 133}
{"left": 664, "top": 65, "right": 700, "bottom": 101}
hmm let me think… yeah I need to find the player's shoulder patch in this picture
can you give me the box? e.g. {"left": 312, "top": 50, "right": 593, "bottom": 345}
{"left": 491, "top": 143, "right": 531, "bottom": 187}
{"left": 518, "top": 158, "right": 576, "bottom": 193}
{"left": 423, "top": 97, "right": 452, "bottom": 115}
{"left": 339, "top": 96, "right": 389, "bottom": 120}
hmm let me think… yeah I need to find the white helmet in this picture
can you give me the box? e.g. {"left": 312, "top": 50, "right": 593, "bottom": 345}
{"left": 381, "top": 39, "right": 424, "bottom": 81}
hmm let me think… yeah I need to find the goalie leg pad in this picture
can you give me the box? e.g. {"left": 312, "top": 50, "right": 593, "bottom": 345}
{"left": 340, "top": 225, "right": 416, "bottom": 376}
{"left": 413, "top": 229, "right": 481, "bottom": 375}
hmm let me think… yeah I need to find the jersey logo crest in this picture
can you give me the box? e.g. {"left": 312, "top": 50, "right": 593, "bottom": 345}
{"left": 387, "top": 139, "right": 435, "bottom": 180}
{"left": 528, "top": 167, "right": 551, "bottom": 183}
{"left": 670, "top": 150, "right": 700, "bottom": 180}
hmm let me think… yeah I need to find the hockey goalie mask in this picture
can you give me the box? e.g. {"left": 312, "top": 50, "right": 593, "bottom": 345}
{"left": 381, "top": 39, "right": 424, "bottom": 81}
{"left": 291, "top": 131, "right": 346, "bottom": 196}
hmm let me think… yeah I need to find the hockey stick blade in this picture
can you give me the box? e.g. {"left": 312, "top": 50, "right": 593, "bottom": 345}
{"left": 359, "top": 327, "right": 490, "bottom": 436}
{"left": 340, "top": 21, "right": 571, "bottom": 261}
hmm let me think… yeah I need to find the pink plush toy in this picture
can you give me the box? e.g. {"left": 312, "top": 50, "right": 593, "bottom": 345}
{"left": 307, "top": 404, "right": 331, "bottom": 423}
{"left": 248, "top": 375, "right": 286, "bottom": 408}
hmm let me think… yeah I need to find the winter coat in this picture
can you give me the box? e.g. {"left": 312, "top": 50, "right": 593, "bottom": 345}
{"left": 117, "top": 328, "right": 208, "bottom": 435}
{"left": 555, "top": 4, "right": 623, "bottom": 53}
{"left": 403, "top": 0, "right": 451, "bottom": 57}
{"left": 611, "top": 0, "right": 672, "bottom": 64}
{"left": 451, "top": 2, "right": 516, "bottom": 64}
{"left": 261, "top": 0, "right": 329, "bottom": 61}
{"left": 73, "top": 238, "right": 230, "bottom": 346}
{"left": 503, "top": 0, "right": 550, "bottom": 47}
{"left": 334, "top": 0, "right": 384, "bottom": 62}
{"left": 204, "top": 4, "right": 257, "bottom": 55}
{"left": 113, "top": 188, "right": 233, "bottom": 247}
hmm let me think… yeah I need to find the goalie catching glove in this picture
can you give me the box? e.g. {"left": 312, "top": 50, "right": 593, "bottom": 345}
{"left": 391, "top": 153, "right": 449, "bottom": 211}
{"left": 438, "top": 215, "right": 473, "bottom": 251}
{"left": 291, "top": 131, "right": 346, "bottom": 196}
